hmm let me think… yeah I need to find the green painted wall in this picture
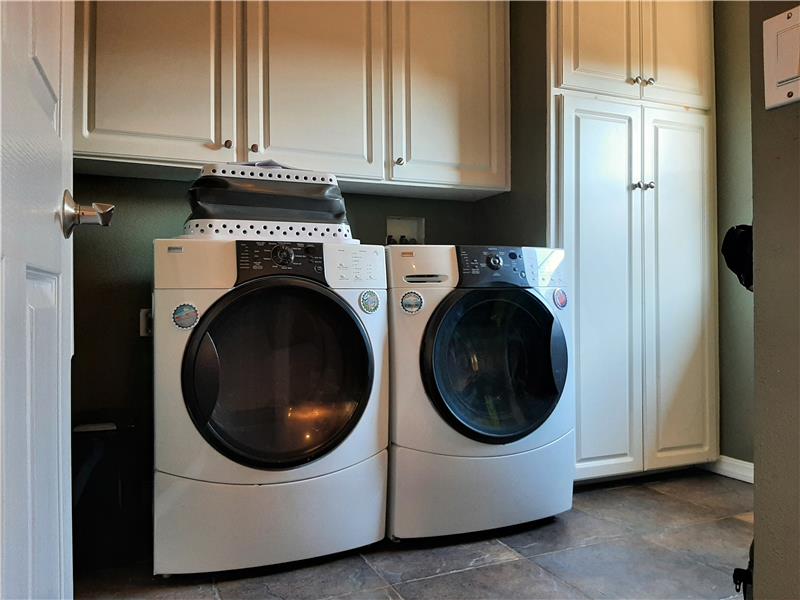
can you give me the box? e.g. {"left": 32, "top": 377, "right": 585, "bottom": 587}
{"left": 476, "top": 0, "right": 548, "bottom": 246}
{"left": 749, "top": 2, "right": 800, "bottom": 596}
{"left": 714, "top": 1, "right": 754, "bottom": 462}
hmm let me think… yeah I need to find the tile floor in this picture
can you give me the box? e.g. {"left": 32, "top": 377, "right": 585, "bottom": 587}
{"left": 76, "top": 469, "right": 753, "bottom": 600}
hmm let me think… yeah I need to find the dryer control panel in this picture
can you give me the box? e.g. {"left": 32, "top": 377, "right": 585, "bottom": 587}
{"left": 456, "top": 246, "right": 529, "bottom": 288}
{"left": 235, "top": 241, "right": 326, "bottom": 285}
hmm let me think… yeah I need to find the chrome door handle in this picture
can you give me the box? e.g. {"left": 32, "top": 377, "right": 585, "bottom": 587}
{"left": 395, "top": 157, "right": 405, "bottom": 166}
{"left": 645, "top": 77, "right": 656, "bottom": 86}
{"left": 645, "top": 181, "right": 656, "bottom": 189}
{"left": 61, "top": 190, "right": 114, "bottom": 239}
{"left": 632, "top": 75, "right": 643, "bottom": 85}
{"left": 632, "top": 181, "right": 644, "bottom": 189}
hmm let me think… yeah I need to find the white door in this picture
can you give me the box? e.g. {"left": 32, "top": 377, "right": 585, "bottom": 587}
{"left": 558, "top": 0, "right": 642, "bottom": 98}
{"left": 561, "top": 96, "right": 645, "bottom": 481}
{"left": 1, "top": 1, "right": 75, "bottom": 596}
{"left": 642, "top": 108, "right": 718, "bottom": 469}
{"left": 641, "top": 1, "right": 713, "bottom": 109}
{"left": 390, "top": 1, "right": 509, "bottom": 188}
{"left": 245, "top": 1, "right": 386, "bottom": 179}
{"left": 73, "top": 1, "right": 238, "bottom": 164}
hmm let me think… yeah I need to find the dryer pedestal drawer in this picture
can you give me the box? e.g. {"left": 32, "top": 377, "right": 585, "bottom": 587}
{"left": 153, "top": 451, "right": 387, "bottom": 574}
{"left": 389, "top": 431, "right": 575, "bottom": 539}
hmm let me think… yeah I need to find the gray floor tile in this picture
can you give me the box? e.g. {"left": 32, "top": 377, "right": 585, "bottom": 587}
{"left": 75, "top": 566, "right": 216, "bottom": 600}
{"left": 330, "top": 586, "right": 403, "bottom": 600}
{"left": 215, "top": 555, "right": 386, "bottom": 600}
{"left": 645, "top": 472, "right": 753, "bottom": 516}
{"left": 363, "top": 539, "right": 518, "bottom": 584}
{"left": 499, "top": 509, "right": 632, "bottom": 557}
{"left": 643, "top": 517, "right": 754, "bottom": 572}
{"left": 534, "top": 536, "right": 736, "bottom": 599}
{"left": 574, "top": 484, "right": 725, "bottom": 532}
{"left": 394, "top": 559, "right": 588, "bottom": 600}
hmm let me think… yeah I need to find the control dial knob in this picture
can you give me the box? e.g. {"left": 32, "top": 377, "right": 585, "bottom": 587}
{"left": 271, "top": 244, "right": 295, "bottom": 266}
{"left": 486, "top": 253, "right": 503, "bottom": 270}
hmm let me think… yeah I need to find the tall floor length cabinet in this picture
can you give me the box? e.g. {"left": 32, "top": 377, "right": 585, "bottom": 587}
{"left": 553, "top": 1, "right": 718, "bottom": 481}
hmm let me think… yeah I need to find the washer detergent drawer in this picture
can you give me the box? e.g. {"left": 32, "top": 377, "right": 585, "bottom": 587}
{"left": 389, "top": 432, "right": 574, "bottom": 539}
{"left": 153, "top": 451, "right": 387, "bottom": 574}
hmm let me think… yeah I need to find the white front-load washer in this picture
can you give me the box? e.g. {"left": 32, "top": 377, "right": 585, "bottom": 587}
{"left": 153, "top": 237, "right": 388, "bottom": 574}
{"left": 387, "top": 245, "right": 575, "bottom": 539}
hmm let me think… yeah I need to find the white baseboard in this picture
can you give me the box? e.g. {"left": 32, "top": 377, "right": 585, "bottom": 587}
{"left": 704, "top": 455, "right": 754, "bottom": 484}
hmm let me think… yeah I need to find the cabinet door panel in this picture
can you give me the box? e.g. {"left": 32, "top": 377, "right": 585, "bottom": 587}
{"left": 390, "top": 1, "right": 508, "bottom": 188}
{"left": 246, "top": 1, "right": 385, "bottom": 179}
{"left": 558, "top": 1, "right": 641, "bottom": 98}
{"left": 643, "top": 108, "right": 718, "bottom": 469}
{"left": 562, "top": 96, "right": 644, "bottom": 480}
{"left": 641, "top": 1, "right": 713, "bottom": 109}
{"left": 74, "top": 1, "right": 237, "bottom": 163}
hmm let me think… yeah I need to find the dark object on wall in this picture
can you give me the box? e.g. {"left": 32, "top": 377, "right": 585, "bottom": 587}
{"left": 187, "top": 162, "right": 348, "bottom": 224}
{"left": 721, "top": 224, "right": 753, "bottom": 291}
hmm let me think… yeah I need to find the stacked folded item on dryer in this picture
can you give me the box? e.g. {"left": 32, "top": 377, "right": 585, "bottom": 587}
{"left": 182, "top": 161, "right": 357, "bottom": 243}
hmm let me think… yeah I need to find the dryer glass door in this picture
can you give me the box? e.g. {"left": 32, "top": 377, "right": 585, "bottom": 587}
{"left": 421, "top": 288, "right": 567, "bottom": 444}
{"left": 182, "top": 277, "right": 374, "bottom": 469}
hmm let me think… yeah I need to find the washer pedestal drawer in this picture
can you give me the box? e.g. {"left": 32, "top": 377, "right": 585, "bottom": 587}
{"left": 389, "top": 432, "right": 574, "bottom": 539}
{"left": 154, "top": 450, "right": 387, "bottom": 574}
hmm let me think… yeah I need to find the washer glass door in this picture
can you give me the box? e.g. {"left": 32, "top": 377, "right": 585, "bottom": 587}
{"left": 421, "top": 288, "right": 567, "bottom": 444}
{"left": 182, "top": 277, "right": 373, "bottom": 469}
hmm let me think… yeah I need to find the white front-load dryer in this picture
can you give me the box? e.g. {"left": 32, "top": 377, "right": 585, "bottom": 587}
{"left": 387, "top": 245, "right": 575, "bottom": 539}
{"left": 153, "top": 238, "right": 388, "bottom": 574}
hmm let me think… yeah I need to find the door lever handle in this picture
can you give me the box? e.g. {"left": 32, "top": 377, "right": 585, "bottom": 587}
{"left": 62, "top": 190, "right": 115, "bottom": 238}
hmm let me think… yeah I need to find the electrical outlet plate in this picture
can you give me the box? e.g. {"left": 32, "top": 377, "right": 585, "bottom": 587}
{"left": 387, "top": 216, "right": 425, "bottom": 244}
{"left": 764, "top": 5, "right": 800, "bottom": 109}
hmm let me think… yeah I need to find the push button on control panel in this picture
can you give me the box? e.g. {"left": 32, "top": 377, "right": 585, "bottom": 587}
{"left": 553, "top": 288, "right": 568, "bottom": 309}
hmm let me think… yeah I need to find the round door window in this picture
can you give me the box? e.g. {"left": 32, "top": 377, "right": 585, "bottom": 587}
{"left": 182, "top": 277, "right": 374, "bottom": 469}
{"left": 420, "top": 288, "right": 567, "bottom": 444}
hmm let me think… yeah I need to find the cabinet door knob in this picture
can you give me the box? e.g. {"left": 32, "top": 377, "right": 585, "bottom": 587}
{"left": 250, "top": 143, "right": 259, "bottom": 153}
{"left": 395, "top": 157, "right": 405, "bottom": 166}
{"left": 645, "top": 77, "right": 656, "bottom": 86}
{"left": 223, "top": 139, "right": 233, "bottom": 149}
{"left": 632, "top": 75, "right": 643, "bottom": 85}
{"left": 632, "top": 181, "right": 644, "bottom": 189}
{"left": 645, "top": 181, "right": 656, "bottom": 189}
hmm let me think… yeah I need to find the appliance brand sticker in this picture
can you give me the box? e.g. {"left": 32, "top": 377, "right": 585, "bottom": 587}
{"left": 173, "top": 304, "right": 199, "bottom": 329}
{"left": 401, "top": 291, "right": 423, "bottom": 314}
{"left": 359, "top": 290, "right": 380, "bottom": 314}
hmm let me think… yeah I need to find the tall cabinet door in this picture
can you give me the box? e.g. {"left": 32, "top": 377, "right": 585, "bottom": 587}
{"left": 561, "top": 96, "right": 645, "bottom": 480}
{"left": 245, "top": 2, "right": 386, "bottom": 179}
{"left": 73, "top": 1, "right": 238, "bottom": 164}
{"left": 642, "top": 108, "right": 718, "bottom": 469}
{"left": 641, "top": 1, "right": 713, "bottom": 109}
{"left": 390, "top": 1, "right": 508, "bottom": 188}
{"left": 558, "top": 1, "right": 641, "bottom": 98}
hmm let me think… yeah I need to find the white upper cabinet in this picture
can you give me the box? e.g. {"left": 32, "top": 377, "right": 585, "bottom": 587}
{"left": 641, "top": 1, "right": 713, "bottom": 109}
{"left": 74, "top": 1, "right": 509, "bottom": 196}
{"left": 642, "top": 107, "right": 717, "bottom": 470}
{"left": 74, "top": 1, "right": 238, "bottom": 164}
{"left": 558, "top": 1, "right": 641, "bottom": 98}
{"left": 245, "top": 2, "right": 386, "bottom": 180}
{"left": 389, "top": 1, "right": 509, "bottom": 188}
{"left": 557, "top": 0, "right": 713, "bottom": 109}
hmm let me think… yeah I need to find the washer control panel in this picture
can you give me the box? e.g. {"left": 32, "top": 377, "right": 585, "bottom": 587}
{"left": 456, "top": 246, "right": 528, "bottom": 288}
{"left": 236, "top": 241, "right": 326, "bottom": 285}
